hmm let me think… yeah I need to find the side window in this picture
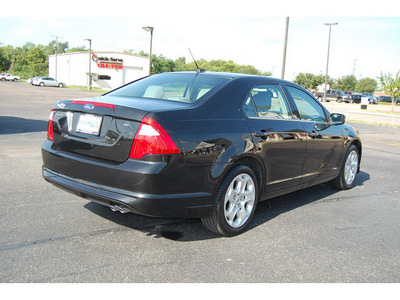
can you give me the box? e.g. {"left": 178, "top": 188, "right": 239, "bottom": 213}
{"left": 286, "top": 86, "right": 328, "bottom": 123}
{"left": 242, "top": 84, "right": 292, "bottom": 119}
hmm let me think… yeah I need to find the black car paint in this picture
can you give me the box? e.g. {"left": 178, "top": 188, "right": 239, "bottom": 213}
{"left": 42, "top": 72, "right": 361, "bottom": 220}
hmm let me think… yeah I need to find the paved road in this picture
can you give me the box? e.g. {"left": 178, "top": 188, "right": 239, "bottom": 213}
{"left": 1, "top": 81, "right": 399, "bottom": 283}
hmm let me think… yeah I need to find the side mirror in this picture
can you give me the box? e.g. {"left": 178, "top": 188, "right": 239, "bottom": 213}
{"left": 331, "top": 113, "right": 346, "bottom": 125}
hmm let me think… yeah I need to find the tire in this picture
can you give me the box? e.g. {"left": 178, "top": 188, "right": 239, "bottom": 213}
{"left": 39, "top": 82, "right": 44, "bottom": 87}
{"left": 337, "top": 97, "right": 342, "bottom": 103}
{"left": 58, "top": 83, "right": 63, "bottom": 88}
{"left": 201, "top": 165, "right": 258, "bottom": 236}
{"left": 332, "top": 145, "right": 359, "bottom": 190}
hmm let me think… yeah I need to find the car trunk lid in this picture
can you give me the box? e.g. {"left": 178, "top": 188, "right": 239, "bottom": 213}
{"left": 50, "top": 98, "right": 149, "bottom": 163}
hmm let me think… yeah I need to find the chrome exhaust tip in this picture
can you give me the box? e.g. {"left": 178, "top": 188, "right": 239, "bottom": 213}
{"left": 110, "top": 204, "right": 130, "bottom": 214}
{"left": 110, "top": 205, "right": 119, "bottom": 212}
{"left": 118, "top": 206, "right": 130, "bottom": 214}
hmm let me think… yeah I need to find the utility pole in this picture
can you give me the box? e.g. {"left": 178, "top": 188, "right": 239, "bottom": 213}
{"left": 143, "top": 27, "right": 154, "bottom": 75}
{"left": 352, "top": 59, "right": 357, "bottom": 76}
{"left": 323, "top": 23, "right": 338, "bottom": 102}
{"left": 281, "top": 17, "right": 290, "bottom": 80}
{"left": 50, "top": 35, "right": 63, "bottom": 80}
{"left": 84, "top": 39, "right": 92, "bottom": 90}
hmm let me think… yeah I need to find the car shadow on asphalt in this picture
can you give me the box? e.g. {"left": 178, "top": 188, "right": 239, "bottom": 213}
{"left": 0, "top": 116, "right": 47, "bottom": 134}
{"left": 84, "top": 171, "right": 370, "bottom": 242}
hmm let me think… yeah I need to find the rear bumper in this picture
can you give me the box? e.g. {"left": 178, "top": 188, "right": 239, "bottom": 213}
{"left": 43, "top": 167, "right": 213, "bottom": 218}
{"left": 41, "top": 141, "right": 214, "bottom": 218}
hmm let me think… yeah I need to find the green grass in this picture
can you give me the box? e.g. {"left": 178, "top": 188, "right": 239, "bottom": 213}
{"left": 347, "top": 119, "right": 400, "bottom": 128}
{"left": 67, "top": 85, "right": 108, "bottom": 93}
{"left": 367, "top": 110, "right": 400, "bottom": 116}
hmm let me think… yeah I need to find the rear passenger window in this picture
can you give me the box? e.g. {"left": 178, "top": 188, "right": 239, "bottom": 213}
{"left": 242, "top": 84, "right": 292, "bottom": 119}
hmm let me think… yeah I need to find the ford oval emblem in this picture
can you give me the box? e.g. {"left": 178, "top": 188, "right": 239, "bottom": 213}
{"left": 83, "top": 104, "right": 94, "bottom": 110}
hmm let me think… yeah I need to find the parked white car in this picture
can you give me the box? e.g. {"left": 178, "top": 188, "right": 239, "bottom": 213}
{"left": 0, "top": 73, "right": 20, "bottom": 81}
{"left": 32, "top": 77, "right": 65, "bottom": 87}
{"left": 27, "top": 76, "right": 42, "bottom": 84}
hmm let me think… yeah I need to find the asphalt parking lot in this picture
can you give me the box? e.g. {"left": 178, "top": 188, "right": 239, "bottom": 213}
{"left": 1, "top": 81, "right": 400, "bottom": 283}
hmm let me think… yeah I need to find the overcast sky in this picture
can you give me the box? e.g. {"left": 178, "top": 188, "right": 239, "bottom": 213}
{"left": 1, "top": 0, "right": 399, "bottom": 81}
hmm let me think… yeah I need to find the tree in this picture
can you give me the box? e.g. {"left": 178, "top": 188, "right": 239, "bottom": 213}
{"left": 66, "top": 46, "right": 88, "bottom": 52}
{"left": 46, "top": 40, "right": 69, "bottom": 54}
{"left": 173, "top": 58, "right": 270, "bottom": 76}
{"left": 380, "top": 72, "right": 400, "bottom": 112}
{"left": 355, "top": 77, "right": 377, "bottom": 93}
{"left": 151, "top": 54, "right": 175, "bottom": 74}
{"left": 294, "top": 73, "right": 325, "bottom": 90}
{"left": 333, "top": 75, "right": 357, "bottom": 92}
{"left": 0, "top": 45, "right": 13, "bottom": 71}
{"left": 26, "top": 46, "right": 47, "bottom": 75}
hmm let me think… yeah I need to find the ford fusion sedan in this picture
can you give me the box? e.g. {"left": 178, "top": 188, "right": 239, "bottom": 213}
{"left": 32, "top": 77, "right": 65, "bottom": 87}
{"left": 42, "top": 72, "right": 362, "bottom": 236}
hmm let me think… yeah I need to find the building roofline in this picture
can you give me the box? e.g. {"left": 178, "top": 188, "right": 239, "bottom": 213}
{"left": 48, "top": 51, "right": 149, "bottom": 59}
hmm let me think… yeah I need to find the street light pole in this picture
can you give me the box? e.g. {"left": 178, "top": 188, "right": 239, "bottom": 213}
{"left": 281, "top": 17, "right": 290, "bottom": 80}
{"left": 84, "top": 39, "right": 92, "bottom": 90}
{"left": 323, "top": 22, "right": 338, "bottom": 102}
{"left": 142, "top": 26, "right": 154, "bottom": 75}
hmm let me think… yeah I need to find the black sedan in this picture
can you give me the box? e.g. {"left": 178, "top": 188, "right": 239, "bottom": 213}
{"left": 42, "top": 72, "right": 362, "bottom": 236}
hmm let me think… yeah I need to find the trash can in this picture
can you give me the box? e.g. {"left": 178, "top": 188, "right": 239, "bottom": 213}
{"left": 361, "top": 97, "right": 368, "bottom": 110}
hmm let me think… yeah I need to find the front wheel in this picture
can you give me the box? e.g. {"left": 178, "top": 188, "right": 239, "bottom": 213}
{"left": 201, "top": 165, "right": 258, "bottom": 236}
{"left": 332, "top": 145, "right": 359, "bottom": 190}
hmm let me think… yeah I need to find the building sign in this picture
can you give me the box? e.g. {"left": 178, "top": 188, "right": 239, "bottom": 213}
{"left": 92, "top": 53, "right": 123, "bottom": 69}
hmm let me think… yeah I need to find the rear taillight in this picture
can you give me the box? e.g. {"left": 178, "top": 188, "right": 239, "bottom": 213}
{"left": 47, "top": 109, "right": 55, "bottom": 141}
{"left": 129, "top": 117, "right": 180, "bottom": 159}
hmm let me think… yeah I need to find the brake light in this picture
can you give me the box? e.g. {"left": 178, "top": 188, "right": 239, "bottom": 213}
{"left": 129, "top": 117, "right": 180, "bottom": 159}
{"left": 47, "top": 109, "right": 55, "bottom": 141}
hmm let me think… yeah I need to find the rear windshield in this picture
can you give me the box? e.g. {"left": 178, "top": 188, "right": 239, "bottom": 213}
{"left": 107, "top": 73, "right": 230, "bottom": 103}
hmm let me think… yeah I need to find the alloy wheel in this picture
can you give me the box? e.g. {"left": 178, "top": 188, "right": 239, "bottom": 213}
{"left": 344, "top": 150, "right": 358, "bottom": 185}
{"left": 223, "top": 173, "right": 256, "bottom": 228}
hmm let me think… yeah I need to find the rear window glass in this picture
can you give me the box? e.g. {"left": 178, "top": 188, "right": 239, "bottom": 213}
{"left": 108, "top": 73, "right": 230, "bottom": 103}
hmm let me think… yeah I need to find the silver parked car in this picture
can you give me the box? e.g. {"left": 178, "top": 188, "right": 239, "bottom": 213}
{"left": 32, "top": 77, "right": 65, "bottom": 87}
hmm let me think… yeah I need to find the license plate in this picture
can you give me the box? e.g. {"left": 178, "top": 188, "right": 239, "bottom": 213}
{"left": 76, "top": 114, "right": 102, "bottom": 135}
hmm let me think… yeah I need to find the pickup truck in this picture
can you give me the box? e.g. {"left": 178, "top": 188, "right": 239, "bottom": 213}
{"left": 1, "top": 73, "right": 21, "bottom": 81}
{"left": 316, "top": 89, "right": 351, "bottom": 103}
{"left": 0, "top": 73, "right": 20, "bottom": 81}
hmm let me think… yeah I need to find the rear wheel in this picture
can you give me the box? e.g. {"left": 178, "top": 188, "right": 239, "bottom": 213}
{"left": 39, "top": 82, "right": 44, "bottom": 87}
{"left": 332, "top": 144, "right": 359, "bottom": 190}
{"left": 201, "top": 165, "right": 258, "bottom": 236}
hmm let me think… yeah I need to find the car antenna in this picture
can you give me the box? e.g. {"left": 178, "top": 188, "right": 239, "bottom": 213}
{"left": 188, "top": 48, "right": 205, "bottom": 74}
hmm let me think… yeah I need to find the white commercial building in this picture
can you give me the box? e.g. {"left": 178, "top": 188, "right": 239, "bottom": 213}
{"left": 49, "top": 51, "right": 150, "bottom": 90}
